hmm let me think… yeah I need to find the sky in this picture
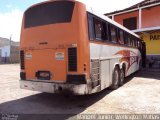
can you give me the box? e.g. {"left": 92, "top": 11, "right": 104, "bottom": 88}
{"left": 0, "top": 0, "right": 144, "bottom": 42}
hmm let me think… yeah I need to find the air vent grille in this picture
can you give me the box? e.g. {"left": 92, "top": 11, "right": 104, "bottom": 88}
{"left": 68, "top": 48, "right": 77, "bottom": 71}
{"left": 20, "top": 50, "right": 25, "bottom": 69}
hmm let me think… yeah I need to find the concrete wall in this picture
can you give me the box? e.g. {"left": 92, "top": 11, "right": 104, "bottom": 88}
{"left": 107, "top": 5, "right": 160, "bottom": 68}
{"left": 114, "top": 11, "right": 139, "bottom": 28}
{"left": 0, "top": 45, "right": 19, "bottom": 64}
{"left": 10, "top": 46, "right": 19, "bottom": 63}
{"left": 0, "top": 45, "right": 10, "bottom": 57}
{"left": 113, "top": 5, "right": 160, "bottom": 29}
{"left": 142, "top": 6, "right": 160, "bottom": 28}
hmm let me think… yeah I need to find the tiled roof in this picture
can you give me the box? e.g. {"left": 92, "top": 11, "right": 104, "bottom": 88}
{"left": 105, "top": 0, "right": 160, "bottom": 16}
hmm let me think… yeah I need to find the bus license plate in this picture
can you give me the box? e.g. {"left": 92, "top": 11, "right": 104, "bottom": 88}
{"left": 38, "top": 71, "right": 50, "bottom": 80}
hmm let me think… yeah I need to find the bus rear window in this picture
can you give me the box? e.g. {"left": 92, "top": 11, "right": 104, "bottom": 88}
{"left": 24, "top": 1, "right": 75, "bottom": 28}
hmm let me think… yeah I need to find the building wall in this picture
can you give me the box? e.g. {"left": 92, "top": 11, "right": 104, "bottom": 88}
{"left": 142, "top": 5, "right": 160, "bottom": 28}
{"left": 113, "top": 6, "right": 160, "bottom": 29}
{"left": 10, "top": 46, "right": 19, "bottom": 63}
{"left": 139, "top": 31, "right": 160, "bottom": 68}
{"left": 113, "top": 6, "right": 160, "bottom": 55}
{"left": 0, "top": 45, "right": 19, "bottom": 64}
{"left": 139, "top": 31, "right": 160, "bottom": 55}
{"left": 114, "top": 11, "right": 139, "bottom": 28}
{"left": 0, "top": 45, "right": 10, "bottom": 57}
{"left": 106, "top": 4, "right": 160, "bottom": 68}
{"left": 0, "top": 45, "right": 10, "bottom": 63}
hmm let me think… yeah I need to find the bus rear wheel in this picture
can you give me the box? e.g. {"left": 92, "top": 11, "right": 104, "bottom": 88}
{"left": 119, "top": 69, "right": 125, "bottom": 86}
{"left": 109, "top": 66, "right": 120, "bottom": 90}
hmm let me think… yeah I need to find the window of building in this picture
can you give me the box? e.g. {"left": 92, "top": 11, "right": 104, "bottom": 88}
{"left": 123, "top": 17, "right": 137, "bottom": 30}
{"left": 108, "top": 16, "right": 112, "bottom": 19}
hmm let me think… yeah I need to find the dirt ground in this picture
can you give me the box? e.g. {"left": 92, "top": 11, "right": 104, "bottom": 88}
{"left": 0, "top": 64, "right": 160, "bottom": 119}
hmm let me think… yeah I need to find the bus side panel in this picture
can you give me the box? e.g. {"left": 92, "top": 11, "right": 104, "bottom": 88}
{"left": 90, "top": 42, "right": 141, "bottom": 91}
{"left": 100, "top": 60, "right": 110, "bottom": 90}
{"left": 99, "top": 43, "right": 141, "bottom": 77}
{"left": 90, "top": 43, "right": 113, "bottom": 90}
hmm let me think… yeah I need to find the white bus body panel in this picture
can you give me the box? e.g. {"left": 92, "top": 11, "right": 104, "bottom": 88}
{"left": 100, "top": 60, "right": 110, "bottom": 90}
{"left": 90, "top": 43, "right": 141, "bottom": 90}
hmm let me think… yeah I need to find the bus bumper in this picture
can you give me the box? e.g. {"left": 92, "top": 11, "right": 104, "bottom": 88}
{"left": 20, "top": 80, "right": 89, "bottom": 95}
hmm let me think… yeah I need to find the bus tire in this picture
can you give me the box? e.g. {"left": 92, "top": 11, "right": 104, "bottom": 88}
{"left": 119, "top": 68, "right": 125, "bottom": 86}
{"left": 109, "top": 66, "right": 120, "bottom": 90}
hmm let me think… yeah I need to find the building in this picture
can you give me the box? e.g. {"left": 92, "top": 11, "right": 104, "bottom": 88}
{"left": 0, "top": 37, "right": 20, "bottom": 63}
{"left": 105, "top": 0, "right": 160, "bottom": 68}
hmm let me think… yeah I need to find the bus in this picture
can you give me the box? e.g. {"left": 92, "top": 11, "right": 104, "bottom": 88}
{"left": 20, "top": 0, "right": 146, "bottom": 95}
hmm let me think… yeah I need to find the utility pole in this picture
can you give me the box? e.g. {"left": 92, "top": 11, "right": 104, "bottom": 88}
{"left": 9, "top": 34, "right": 12, "bottom": 63}
{"left": 9, "top": 34, "right": 12, "bottom": 46}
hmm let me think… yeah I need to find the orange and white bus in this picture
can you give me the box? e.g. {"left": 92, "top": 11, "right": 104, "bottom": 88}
{"left": 20, "top": 0, "right": 146, "bottom": 95}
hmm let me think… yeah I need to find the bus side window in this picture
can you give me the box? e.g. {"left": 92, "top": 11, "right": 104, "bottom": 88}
{"left": 119, "top": 29, "right": 124, "bottom": 45}
{"left": 101, "top": 22, "right": 108, "bottom": 41}
{"left": 125, "top": 33, "right": 128, "bottom": 45}
{"left": 110, "top": 25, "right": 117, "bottom": 43}
{"left": 136, "top": 39, "right": 138, "bottom": 48}
{"left": 123, "top": 32, "right": 127, "bottom": 45}
{"left": 130, "top": 36, "right": 134, "bottom": 47}
{"left": 138, "top": 40, "right": 142, "bottom": 49}
{"left": 137, "top": 41, "right": 140, "bottom": 48}
{"left": 93, "top": 17, "right": 108, "bottom": 41}
{"left": 116, "top": 29, "right": 120, "bottom": 44}
{"left": 127, "top": 34, "right": 131, "bottom": 46}
{"left": 105, "top": 23, "right": 109, "bottom": 41}
{"left": 94, "top": 18, "right": 103, "bottom": 40}
{"left": 136, "top": 39, "right": 139, "bottom": 47}
{"left": 107, "top": 24, "right": 111, "bottom": 41}
{"left": 88, "top": 13, "right": 95, "bottom": 40}
{"left": 133, "top": 37, "right": 137, "bottom": 47}
{"left": 133, "top": 37, "right": 136, "bottom": 47}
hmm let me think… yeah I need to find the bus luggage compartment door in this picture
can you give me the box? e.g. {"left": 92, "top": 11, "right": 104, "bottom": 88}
{"left": 100, "top": 60, "right": 110, "bottom": 90}
{"left": 25, "top": 49, "right": 67, "bottom": 82}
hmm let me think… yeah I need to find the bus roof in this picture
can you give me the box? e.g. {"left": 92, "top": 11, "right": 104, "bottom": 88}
{"left": 86, "top": 7, "right": 140, "bottom": 38}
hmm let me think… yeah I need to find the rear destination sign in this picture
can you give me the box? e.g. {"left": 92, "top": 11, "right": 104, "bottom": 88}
{"left": 25, "top": 53, "right": 32, "bottom": 60}
{"left": 55, "top": 52, "right": 64, "bottom": 60}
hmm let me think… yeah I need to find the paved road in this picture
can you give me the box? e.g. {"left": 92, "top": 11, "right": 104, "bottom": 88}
{"left": 0, "top": 64, "right": 160, "bottom": 119}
